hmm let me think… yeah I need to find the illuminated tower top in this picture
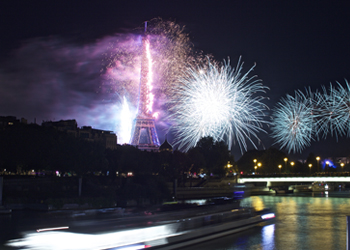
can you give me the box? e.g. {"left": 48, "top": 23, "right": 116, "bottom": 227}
{"left": 137, "top": 22, "right": 154, "bottom": 118}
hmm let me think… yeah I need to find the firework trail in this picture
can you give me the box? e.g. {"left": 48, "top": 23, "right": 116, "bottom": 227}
{"left": 270, "top": 90, "right": 315, "bottom": 153}
{"left": 168, "top": 57, "right": 269, "bottom": 152}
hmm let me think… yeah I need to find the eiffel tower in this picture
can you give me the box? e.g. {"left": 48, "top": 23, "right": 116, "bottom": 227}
{"left": 130, "top": 22, "right": 160, "bottom": 152}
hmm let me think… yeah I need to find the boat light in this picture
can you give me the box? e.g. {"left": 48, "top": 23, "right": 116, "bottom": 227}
{"left": 261, "top": 213, "right": 275, "bottom": 220}
{"left": 112, "top": 244, "right": 151, "bottom": 250}
{"left": 36, "top": 226, "right": 69, "bottom": 232}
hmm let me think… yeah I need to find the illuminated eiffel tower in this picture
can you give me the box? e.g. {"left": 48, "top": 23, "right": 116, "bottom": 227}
{"left": 130, "top": 22, "right": 160, "bottom": 152}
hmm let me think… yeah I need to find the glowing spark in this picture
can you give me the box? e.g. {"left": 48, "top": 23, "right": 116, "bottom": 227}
{"left": 152, "top": 112, "right": 159, "bottom": 119}
{"left": 169, "top": 57, "right": 269, "bottom": 152}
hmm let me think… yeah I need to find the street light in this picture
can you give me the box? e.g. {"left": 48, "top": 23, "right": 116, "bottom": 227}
{"left": 256, "top": 162, "right": 262, "bottom": 175}
{"left": 316, "top": 156, "right": 320, "bottom": 172}
{"left": 308, "top": 164, "right": 312, "bottom": 174}
{"left": 341, "top": 162, "right": 345, "bottom": 172}
{"left": 253, "top": 159, "right": 257, "bottom": 171}
{"left": 290, "top": 162, "right": 295, "bottom": 173}
{"left": 326, "top": 161, "right": 330, "bottom": 172}
{"left": 278, "top": 164, "right": 282, "bottom": 174}
{"left": 284, "top": 158, "right": 288, "bottom": 173}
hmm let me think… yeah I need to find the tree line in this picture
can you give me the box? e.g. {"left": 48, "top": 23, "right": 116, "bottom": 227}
{"left": 0, "top": 124, "right": 234, "bottom": 180}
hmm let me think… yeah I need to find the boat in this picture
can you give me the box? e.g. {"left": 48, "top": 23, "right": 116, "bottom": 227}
{"left": 292, "top": 184, "right": 312, "bottom": 192}
{"left": 269, "top": 185, "right": 294, "bottom": 194}
{"left": 7, "top": 200, "right": 275, "bottom": 250}
{"left": 311, "top": 182, "right": 334, "bottom": 192}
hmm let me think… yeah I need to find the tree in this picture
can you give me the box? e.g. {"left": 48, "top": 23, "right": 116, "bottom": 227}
{"left": 188, "top": 136, "right": 233, "bottom": 177}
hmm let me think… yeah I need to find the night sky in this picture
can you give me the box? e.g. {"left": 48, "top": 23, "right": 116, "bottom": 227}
{"left": 1, "top": 0, "right": 350, "bottom": 160}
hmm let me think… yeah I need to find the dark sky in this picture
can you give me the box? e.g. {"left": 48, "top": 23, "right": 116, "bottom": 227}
{"left": 1, "top": 0, "right": 350, "bottom": 161}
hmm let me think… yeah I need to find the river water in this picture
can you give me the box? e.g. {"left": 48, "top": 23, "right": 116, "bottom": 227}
{"left": 1, "top": 192, "right": 350, "bottom": 249}
{"left": 184, "top": 193, "right": 350, "bottom": 250}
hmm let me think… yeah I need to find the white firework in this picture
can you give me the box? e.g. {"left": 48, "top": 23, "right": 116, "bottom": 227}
{"left": 118, "top": 96, "right": 133, "bottom": 144}
{"left": 270, "top": 90, "right": 315, "bottom": 153}
{"left": 317, "top": 80, "right": 350, "bottom": 138}
{"left": 168, "top": 57, "right": 269, "bottom": 152}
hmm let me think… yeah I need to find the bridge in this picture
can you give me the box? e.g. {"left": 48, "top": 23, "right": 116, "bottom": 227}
{"left": 238, "top": 175, "right": 350, "bottom": 193}
{"left": 238, "top": 176, "right": 350, "bottom": 184}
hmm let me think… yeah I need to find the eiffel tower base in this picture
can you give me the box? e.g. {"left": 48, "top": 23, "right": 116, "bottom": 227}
{"left": 130, "top": 117, "right": 160, "bottom": 152}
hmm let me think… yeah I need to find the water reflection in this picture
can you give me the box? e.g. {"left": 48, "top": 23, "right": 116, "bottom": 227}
{"left": 261, "top": 224, "right": 275, "bottom": 250}
{"left": 183, "top": 195, "right": 347, "bottom": 249}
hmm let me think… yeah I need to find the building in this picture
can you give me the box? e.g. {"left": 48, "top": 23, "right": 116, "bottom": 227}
{"left": 0, "top": 116, "right": 27, "bottom": 127}
{"left": 42, "top": 119, "right": 78, "bottom": 137}
{"left": 79, "top": 126, "right": 117, "bottom": 150}
{"left": 159, "top": 137, "right": 173, "bottom": 152}
{"left": 42, "top": 119, "right": 117, "bottom": 150}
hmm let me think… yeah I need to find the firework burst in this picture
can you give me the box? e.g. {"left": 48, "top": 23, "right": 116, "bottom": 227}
{"left": 168, "top": 57, "right": 269, "bottom": 152}
{"left": 317, "top": 80, "right": 350, "bottom": 139}
{"left": 270, "top": 90, "right": 315, "bottom": 153}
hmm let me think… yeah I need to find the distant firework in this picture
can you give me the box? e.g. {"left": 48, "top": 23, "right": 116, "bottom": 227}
{"left": 270, "top": 90, "right": 315, "bottom": 153}
{"left": 271, "top": 80, "right": 350, "bottom": 153}
{"left": 317, "top": 80, "right": 350, "bottom": 139}
{"left": 168, "top": 57, "right": 269, "bottom": 152}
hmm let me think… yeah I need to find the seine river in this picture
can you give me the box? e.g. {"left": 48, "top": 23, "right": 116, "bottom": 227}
{"left": 1, "top": 192, "right": 350, "bottom": 249}
{"left": 184, "top": 193, "right": 350, "bottom": 250}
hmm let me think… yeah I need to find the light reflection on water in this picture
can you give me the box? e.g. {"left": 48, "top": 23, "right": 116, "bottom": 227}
{"left": 262, "top": 224, "right": 275, "bottom": 250}
{"left": 183, "top": 195, "right": 349, "bottom": 250}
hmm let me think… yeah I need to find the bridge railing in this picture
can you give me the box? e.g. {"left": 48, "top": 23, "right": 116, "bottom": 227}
{"left": 241, "top": 172, "right": 350, "bottom": 178}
